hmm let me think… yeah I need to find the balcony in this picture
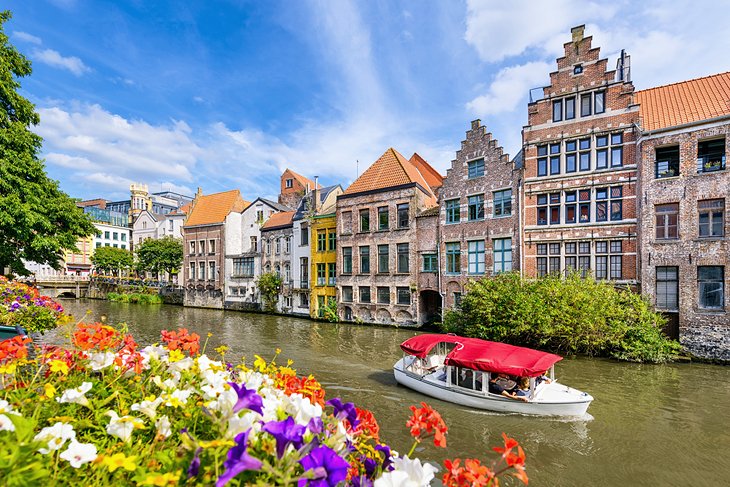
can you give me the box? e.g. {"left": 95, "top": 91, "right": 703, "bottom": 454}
{"left": 697, "top": 154, "right": 726, "bottom": 173}
{"left": 299, "top": 280, "right": 309, "bottom": 289}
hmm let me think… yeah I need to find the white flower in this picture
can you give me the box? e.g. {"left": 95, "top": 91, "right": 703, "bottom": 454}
{"left": 0, "top": 414, "right": 15, "bottom": 432}
{"left": 57, "top": 382, "right": 93, "bottom": 407}
{"left": 155, "top": 415, "right": 172, "bottom": 439}
{"left": 163, "top": 388, "right": 194, "bottom": 407}
{"left": 226, "top": 411, "right": 260, "bottom": 439}
{"left": 200, "top": 369, "right": 230, "bottom": 399}
{"left": 196, "top": 355, "right": 224, "bottom": 376}
{"left": 205, "top": 388, "right": 238, "bottom": 415}
{"left": 87, "top": 351, "right": 115, "bottom": 371}
{"left": 0, "top": 399, "right": 19, "bottom": 416}
{"left": 168, "top": 356, "right": 194, "bottom": 372}
{"left": 131, "top": 396, "right": 163, "bottom": 420}
{"left": 34, "top": 422, "right": 76, "bottom": 454}
{"left": 105, "top": 411, "right": 144, "bottom": 442}
{"left": 374, "top": 457, "right": 438, "bottom": 487}
{"left": 152, "top": 371, "right": 181, "bottom": 391}
{"left": 140, "top": 344, "right": 168, "bottom": 366}
{"left": 60, "top": 441, "right": 97, "bottom": 468}
{"left": 284, "top": 393, "right": 323, "bottom": 426}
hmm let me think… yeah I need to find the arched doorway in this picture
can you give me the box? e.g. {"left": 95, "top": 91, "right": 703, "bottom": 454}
{"left": 419, "top": 290, "right": 442, "bottom": 325}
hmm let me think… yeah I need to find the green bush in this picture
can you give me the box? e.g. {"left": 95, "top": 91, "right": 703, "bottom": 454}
{"left": 440, "top": 272, "right": 681, "bottom": 363}
{"left": 256, "top": 272, "right": 282, "bottom": 313}
{"left": 107, "top": 292, "right": 162, "bottom": 304}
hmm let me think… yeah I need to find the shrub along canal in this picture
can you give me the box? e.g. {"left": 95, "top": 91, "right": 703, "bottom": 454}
{"left": 55, "top": 299, "right": 730, "bottom": 487}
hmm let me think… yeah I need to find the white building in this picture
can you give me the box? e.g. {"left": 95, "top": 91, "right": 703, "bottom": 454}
{"left": 132, "top": 206, "right": 189, "bottom": 247}
{"left": 93, "top": 222, "right": 131, "bottom": 251}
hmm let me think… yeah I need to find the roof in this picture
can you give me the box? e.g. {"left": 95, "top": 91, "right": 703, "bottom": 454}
{"left": 417, "top": 206, "right": 440, "bottom": 218}
{"left": 409, "top": 153, "right": 444, "bottom": 189}
{"left": 258, "top": 197, "right": 290, "bottom": 212}
{"left": 636, "top": 71, "right": 730, "bottom": 132}
{"left": 400, "top": 334, "right": 563, "bottom": 378}
{"left": 184, "top": 190, "right": 249, "bottom": 227}
{"left": 292, "top": 184, "right": 342, "bottom": 221}
{"left": 511, "top": 149, "right": 524, "bottom": 170}
{"left": 170, "top": 202, "right": 192, "bottom": 216}
{"left": 260, "top": 211, "right": 295, "bottom": 230}
{"left": 285, "top": 168, "right": 320, "bottom": 190}
{"left": 342, "top": 148, "right": 437, "bottom": 205}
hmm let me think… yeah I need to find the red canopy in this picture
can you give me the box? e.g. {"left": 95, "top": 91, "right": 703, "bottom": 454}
{"left": 400, "top": 334, "right": 562, "bottom": 378}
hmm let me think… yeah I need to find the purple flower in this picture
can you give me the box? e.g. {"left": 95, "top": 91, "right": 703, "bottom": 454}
{"left": 187, "top": 447, "right": 202, "bottom": 478}
{"left": 216, "top": 429, "right": 263, "bottom": 487}
{"left": 375, "top": 444, "right": 393, "bottom": 471}
{"left": 351, "top": 476, "right": 374, "bottom": 487}
{"left": 297, "top": 445, "right": 349, "bottom": 487}
{"left": 307, "top": 417, "right": 323, "bottom": 435}
{"left": 326, "top": 397, "right": 359, "bottom": 429}
{"left": 262, "top": 417, "right": 306, "bottom": 458}
{"left": 227, "top": 382, "right": 264, "bottom": 415}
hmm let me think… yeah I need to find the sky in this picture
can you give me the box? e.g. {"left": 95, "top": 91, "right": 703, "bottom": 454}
{"left": 5, "top": 0, "right": 730, "bottom": 202}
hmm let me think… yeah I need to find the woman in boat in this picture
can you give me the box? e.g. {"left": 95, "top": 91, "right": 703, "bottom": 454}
{"left": 489, "top": 373, "right": 529, "bottom": 402}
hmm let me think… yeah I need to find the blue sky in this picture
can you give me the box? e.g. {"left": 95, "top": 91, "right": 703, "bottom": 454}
{"left": 6, "top": 0, "right": 730, "bottom": 202}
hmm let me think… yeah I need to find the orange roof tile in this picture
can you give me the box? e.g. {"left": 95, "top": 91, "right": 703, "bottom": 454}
{"left": 261, "top": 211, "right": 295, "bottom": 230}
{"left": 170, "top": 202, "right": 192, "bottom": 216}
{"left": 636, "top": 71, "right": 730, "bottom": 132}
{"left": 285, "top": 169, "right": 320, "bottom": 189}
{"left": 184, "top": 190, "right": 249, "bottom": 226}
{"left": 409, "top": 153, "right": 444, "bottom": 189}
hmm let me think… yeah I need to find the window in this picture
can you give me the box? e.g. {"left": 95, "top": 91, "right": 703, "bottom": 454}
{"left": 209, "top": 239, "right": 215, "bottom": 254}
{"left": 359, "top": 209, "right": 370, "bottom": 232}
{"left": 189, "top": 262, "right": 195, "bottom": 280}
{"left": 698, "top": 266, "right": 724, "bottom": 309}
{"left": 594, "top": 91, "right": 605, "bottom": 114}
{"left": 378, "top": 207, "right": 389, "bottom": 230}
{"left": 596, "top": 186, "right": 623, "bottom": 221}
{"left": 537, "top": 257, "right": 547, "bottom": 277}
{"left": 283, "top": 295, "right": 292, "bottom": 308}
{"left": 397, "top": 287, "right": 411, "bottom": 305}
{"left": 377, "top": 244, "right": 389, "bottom": 273}
{"left": 300, "top": 225, "right": 309, "bottom": 245}
{"left": 342, "top": 247, "right": 352, "bottom": 274}
{"left": 595, "top": 241, "right": 608, "bottom": 280}
{"left": 285, "top": 263, "right": 292, "bottom": 282}
{"left": 422, "top": 253, "right": 437, "bottom": 272}
{"left": 377, "top": 287, "right": 390, "bottom": 304}
{"left": 596, "top": 188, "right": 609, "bottom": 222}
{"left": 565, "top": 97, "right": 575, "bottom": 120}
{"left": 328, "top": 231, "right": 336, "bottom": 251}
{"left": 549, "top": 243, "right": 560, "bottom": 275}
{"left": 493, "top": 189, "right": 512, "bottom": 217}
{"left": 285, "top": 237, "right": 290, "bottom": 254}
{"left": 549, "top": 143, "right": 560, "bottom": 175}
{"left": 275, "top": 238, "right": 281, "bottom": 254}
{"left": 317, "top": 230, "right": 326, "bottom": 251}
{"left": 445, "top": 199, "right": 460, "bottom": 224}
{"left": 573, "top": 64, "right": 583, "bottom": 74}
{"left": 316, "top": 263, "right": 326, "bottom": 286}
{"left": 300, "top": 258, "right": 308, "bottom": 288}
{"left": 342, "top": 286, "right": 353, "bottom": 303}
{"left": 596, "top": 135, "right": 608, "bottom": 170}
{"left": 105, "top": 231, "right": 110, "bottom": 239}
{"left": 112, "top": 232, "right": 118, "bottom": 240}
{"left": 453, "top": 292, "right": 462, "bottom": 308}
{"left": 467, "top": 240, "right": 485, "bottom": 275}
{"left": 699, "top": 199, "right": 724, "bottom": 237}
{"left": 552, "top": 99, "right": 563, "bottom": 122}
{"left": 565, "top": 243, "right": 577, "bottom": 274}
{"left": 95, "top": 242, "right": 101, "bottom": 248}
{"left": 199, "top": 262, "right": 206, "bottom": 280}
{"left": 299, "top": 292, "right": 309, "bottom": 307}
{"left": 142, "top": 221, "right": 147, "bottom": 230}
{"left": 121, "top": 233, "right": 126, "bottom": 242}
{"left": 549, "top": 193, "right": 560, "bottom": 224}
{"left": 468, "top": 158, "right": 485, "bottom": 179}
{"left": 565, "top": 140, "right": 577, "bottom": 172}
{"left": 397, "top": 203, "right": 409, "bottom": 228}
{"left": 359, "top": 286, "right": 371, "bottom": 303}
{"left": 610, "top": 241, "right": 622, "bottom": 280}
{"left": 579, "top": 138, "right": 591, "bottom": 171}
{"left": 256, "top": 210, "right": 264, "bottom": 223}
{"left": 359, "top": 246, "right": 370, "bottom": 273}
{"left": 275, "top": 264, "right": 281, "bottom": 278}
{"left": 537, "top": 145, "right": 548, "bottom": 177}
{"left": 113, "top": 244, "right": 118, "bottom": 248}
{"left": 328, "top": 263, "right": 336, "bottom": 286}
{"left": 199, "top": 240, "right": 205, "bottom": 254}
{"left": 341, "top": 212, "right": 352, "bottom": 235}
{"left": 656, "top": 145, "right": 680, "bottom": 178}
{"left": 656, "top": 267, "right": 679, "bottom": 310}
{"left": 565, "top": 191, "right": 577, "bottom": 224}
{"left": 251, "top": 236, "right": 258, "bottom": 252}
{"left": 317, "top": 296, "right": 325, "bottom": 318}
{"left": 397, "top": 243, "right": 409, "bottom": 273}
{"left": 468, "top": 194, "right": 484, "bottom": 221}
{"left": 233, "top": 257, "right": 254, "bottom": 277}
{"left": 611, "top": 133, "right": 623, "bottom": 167}
{"left": 537, "top": 194, "right": 548, "bottom": 225}
{"left": 446, "top": 242, "right": 461, "bottom": 274}
{"left": 265, "top": 239, "right": 271, "bottom": 255}
{"left": 697, "top": 138, "right": 726, "bottom": 173}
{"left": 655, "top": 203, "right": 679, "bottom": 239}
{"left": 579, "top": 189, "right": 591, "bottom": 223}
{"left": 285, "top": 178, "right": 294, "bottom": 188}
{"left": 189, "top": 241, "right": 195, "bottom": 254}
{"left": 206, "top": 261, "right": 215, "bottom": 280}
{"left": 493, "top": 238, "right": 512, "bottom": 274}
{"left": 578, "top": 242, "right": 590, "bottom": 278}
{"left": 580, "top": 93, "right": 591, "bottom": 117}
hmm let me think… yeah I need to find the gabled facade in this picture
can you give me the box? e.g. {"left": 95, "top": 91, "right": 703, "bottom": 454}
{"left": 279, "top": 169, "right": 319, "bottom": 210}
{"left": 260, "top": 211, "right": 295, "bottom": 312}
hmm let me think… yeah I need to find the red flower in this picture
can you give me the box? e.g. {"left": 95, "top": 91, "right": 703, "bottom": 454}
{"left": 72, "top": 323, "right": 121, "bottom": 351}
{"left": 406, "top": 402, "right": 448, "bottom": 448}
{"left": 160, "top": 328, "right": 200, "bottom": 356}
{"left": 492, "top": 433, "right": 528, "bottom": 486}
{"left": 352, "top": 407, "right": 380, "bottom": 441}
{"left": 0, "top": 335, "right": 32, "bottom": 362}
{"left": 274, "top": 373, "right": 326, "bottom": 407}
{"left": 443, "top": 458, "right": 496, "bottom": 487}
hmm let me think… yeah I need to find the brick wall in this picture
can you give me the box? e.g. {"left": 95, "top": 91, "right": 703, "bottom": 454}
{"left": 183, "top": 224, "right": 225, "bottom": 308}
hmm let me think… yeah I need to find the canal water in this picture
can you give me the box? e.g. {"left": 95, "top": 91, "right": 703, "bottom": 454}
{"left": 55, "top": 299, "right": 730, "bottom": 487}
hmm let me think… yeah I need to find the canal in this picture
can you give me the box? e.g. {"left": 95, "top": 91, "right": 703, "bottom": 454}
{"left": 55, "top": 299, "right": 729, "bottom": 487}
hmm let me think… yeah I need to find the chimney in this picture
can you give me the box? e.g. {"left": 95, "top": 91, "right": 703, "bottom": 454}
{"left": 471, "top": 119, "right": 481, "bottom": 131}
{"left": 571, "top": 25, "right": 585, "bottom": 44}
{"left": 313, "top": 176, "right": 320, "bottom": 212}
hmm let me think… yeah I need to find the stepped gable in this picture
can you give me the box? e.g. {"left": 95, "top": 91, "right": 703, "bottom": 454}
{"left": 261, "top": 211, "right": 295, "bottom": 230}
{"left": 409, "top": 152, "right": 444, "bottom": 190}
{"left": 184, "top": 190, "right": 249, "bottom": 226}
{"left": 636, "top": 71, "right": 730, "bottom": 132}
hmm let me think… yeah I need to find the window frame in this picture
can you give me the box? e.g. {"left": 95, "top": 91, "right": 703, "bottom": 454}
{"left": 698, "top": 266, "right": 724, "bottom": 309}
{"left": 467, "top": 158, "right": 485, "bottom": 179}
{"left": 467, "top": 240, "right": 485, "bottom": 275}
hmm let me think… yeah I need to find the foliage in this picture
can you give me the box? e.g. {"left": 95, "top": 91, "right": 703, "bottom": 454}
{"left": 0, "top": 277, "right": 67, "bottom": 333}
{"left": 321, "top": 297, "right": 339, "bottom": 323}
{"left": 441, "top": 272, "right": 681, "bottom": 363}
{"left": 135, "top": 237, "right": 183, "bottom": 278}
{"left": 91, "top": 247, "right": 134, "bottom": 275}
{"left": 0, "top": 11, "right": 96, "bottom": 275}
{"left": 107, "top": 292, "right": 162, "bottom": 305}
{"left": 256, "top": 272, "right": 282, "bottom": 313}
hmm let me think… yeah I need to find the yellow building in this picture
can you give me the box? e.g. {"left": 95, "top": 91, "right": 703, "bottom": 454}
{"left": 310, "top": 212, "right": 337, "bottom": 318}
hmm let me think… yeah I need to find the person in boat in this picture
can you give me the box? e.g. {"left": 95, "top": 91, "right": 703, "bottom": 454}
{"left": 489, "top": 373, "right": 529, "bottom": 402}
{"left": 536, "top": 371, "right": 552, "bottom": 386}
{"left": 515, "top": 377, "right": 531, "bottom": 398}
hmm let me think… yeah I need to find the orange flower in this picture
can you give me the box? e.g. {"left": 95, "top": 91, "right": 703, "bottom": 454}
{"left": 492, "top": 433, "right": 528, "bottom": 486}
{"left": 353, "top": 407, "right": 380, "bottom": 441}
{"left": 406, "top": 402, "right": 448, "bottom": 448}
{"left": 274, "top": 372, "right": 326, "bottom": 407}
{"left": 72, "top": 323, "right": 121, "bottom": 351}
{"left": 443, "top": 458, "right": 496, "bottom": 487}
{"left": 160, "top": 328, "right": 200, "bottom": 356}
{"left": 0, "top": 335, "right": 32, "bottom": 362}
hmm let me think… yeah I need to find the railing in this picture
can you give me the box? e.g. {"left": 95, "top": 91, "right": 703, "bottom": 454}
{"left": 299, "top": 281, "right": 309, "bottom": 289}
{"left": 32, "top": 275, "right": 90, "bottom": 283}
{"left": 697, "top": 154, "right": 726, "bottom": 173}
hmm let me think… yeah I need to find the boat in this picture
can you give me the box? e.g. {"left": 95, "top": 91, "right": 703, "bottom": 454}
{"left": 393, "top": 334, "right": 593, "bottom": 416}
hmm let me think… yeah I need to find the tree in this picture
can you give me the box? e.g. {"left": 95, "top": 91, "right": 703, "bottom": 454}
{"left": 0, "top": 11, "right": 96, "bottom": 276}
{"left": 135, "top": 236, "right": 183, "bottom": 279}
{"left": 256, "top": 272, "right": 282, "bottom": 313}
{"left": 91, "top": 247, "right": 133, "bottom": 276}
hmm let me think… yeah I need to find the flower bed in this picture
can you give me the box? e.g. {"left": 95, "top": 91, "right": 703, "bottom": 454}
{"left": 0, "top": 323, "right": 528, "bottom": 486}
{"left": 0, "top": 277, "right": 67, "bottom": 334}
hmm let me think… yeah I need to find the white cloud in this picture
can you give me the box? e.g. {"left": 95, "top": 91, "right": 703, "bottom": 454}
{"left": 466, "top": 61, "right": 551, "bottom": 115}
{"left": 13, "top": 31, "right": 42, "bottom": 45}
{"left": 32, "top": 48, "right": 90, "bottom": 76}
{"left": 45, "top": 153, "right": 99, "bottom": 171}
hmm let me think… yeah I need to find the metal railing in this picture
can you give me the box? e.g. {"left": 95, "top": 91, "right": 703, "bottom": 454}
{"left": 697, "top": 154, "right": 726, "bottom": 173}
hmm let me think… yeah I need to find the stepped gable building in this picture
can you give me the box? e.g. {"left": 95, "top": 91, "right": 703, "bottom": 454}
{"left": 260, "top": 211, "right": 296, "bottom": 313}
{"left": 439, "top": 120, "right": 520, "bottom": 309}
{"left": 183, "top": 189, "right": 249, "bottom": 308}
{"left": 635, "top": 72, "right": 730, "bottom": 356}
{"left": 279, "top": 168, "right": 320, "bottom": 209}
{"left": 522, "top": 25, "right": 639, "bottom": 284}
{"left": 336, "top": 148, "right": 441, "bottom": 326}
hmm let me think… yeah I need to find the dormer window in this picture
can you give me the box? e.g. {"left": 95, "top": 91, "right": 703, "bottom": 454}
{"left": 573, "top": 64, "right": 583, "bottom": 75}
{"left": 285, "top": 179, "right": 293, "bottom": 188}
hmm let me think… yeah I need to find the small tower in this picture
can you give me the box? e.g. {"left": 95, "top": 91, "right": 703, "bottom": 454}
{"left": 129, "top": 183, "right": 151, "bottom": 223}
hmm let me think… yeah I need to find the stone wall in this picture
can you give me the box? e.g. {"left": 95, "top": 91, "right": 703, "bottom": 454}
{"left": 184, "top": 288, "right": 224, "bottom": 309}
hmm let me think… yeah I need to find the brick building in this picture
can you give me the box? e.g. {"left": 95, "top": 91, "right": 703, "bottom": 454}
{"left": 336, "top": 148, "right": 442, "bottom": 326}
{"left": 439, "top": 120, "right": 520, "bottom": 309}
{"left": 635, "top": 72, "right": 730, "bottom": 356}
{"left": 260, "top": 211, "right": 295, "bottom": 312}
{"left": 522, "top": 26, "right": 639, "bottom": 285}
{"left": 278, "top": 168, "right": 319, "bottom": 209}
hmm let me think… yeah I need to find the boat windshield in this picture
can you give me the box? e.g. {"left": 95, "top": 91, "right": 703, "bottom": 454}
{"left": 450, "top": 366, "right": 485, "bottom": 392}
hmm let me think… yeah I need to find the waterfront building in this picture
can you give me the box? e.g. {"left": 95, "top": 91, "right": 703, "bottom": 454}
{"left": 635, "top": 72, "right": 730, "bottom": 355}
{"left": 439, "top": 120, "right": 521, "bottom": 309}
{"left": 309, "top": 208, "right": 337, "bottom": 319}
{"left": 132, "top": 203, "right": 191, "bottom": 248}
{"left": 107, "top": 183, "right": 193, "bottom": 225}
{"left": 183, "top": 189, "right": 249, "bottom": 308}
{"left": 224, "top": 197, "right": 289, "bottom": 310}
{"left": 260, "top": 211, "right": 295, "bottom": 312}
{"left": 336, "top": 148, "right": 442, "bottom": 325}
{"left": 521, "top": 26, "right": 639, "bottom": 286}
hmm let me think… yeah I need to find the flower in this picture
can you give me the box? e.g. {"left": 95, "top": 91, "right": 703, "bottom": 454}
{"left": 131, "top": 396, "right": 164, "bottom": 420}
{"left": 354, "top": 408, "right": 379, "bottom": 440}
{"left": 87, "top": 351, "right": 116, "bottom": 371}
{"left": 0, "top": 335, "right": 31, "bottom": 361}
{"left": 374, "top": 456, "right": 438, "bottom": 487}
{"left": 156, "top": 415, "right": 172, "bottom": 438}
{"left": 57, "top": 382, "right": 93, "bottom": 407}
{"left": 59, "top": 441, "right": 98, "bottom": 468}
{"left": 102, "top": 452, "right": 137, "bottom": 472}
{"left": 0, "top": 414, "right": 16, "bottom": 432}
{"left": 406, "top": 402, "right": 447, "bottom": 448}
{"left": 298, "top": 445, "right": 350, "bottom": 487}
{"left": 187, "top": 447, "right": 203, "bottom": 478}
{"left": 33, "top": 422, "right": 76, "bottom": 454}
{"left": 326, "top": 397, "right": 359, "bottom": 430}
{"left": 216, "top": 429, "right": 263, "bottom": 487}
{"left": 43, "top": 383, "right": 56, "bottom": 399}
{"left": 493, "top": 433, "right": 528, "bottom": 485}
{"left": 138, "top": 472, "right": 181, "bottom": 486}
{"left": 48, "top": 359, "right": 70, "bottom": 375}
{"left": 262, "top": 416, "right": 306, "bottom": 458}
{"left": 227, "top": 382, "right": 264, "bottom": 415}
{"left": 105, "top": 410, "right": 145, "bottom": 442}
{"left": 161, "top": 328, "right": 200, "bottom": 356}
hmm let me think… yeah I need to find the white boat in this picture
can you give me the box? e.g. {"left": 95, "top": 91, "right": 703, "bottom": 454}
{"left": 393, "top": 334, "right": 593, "bottom": 416}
